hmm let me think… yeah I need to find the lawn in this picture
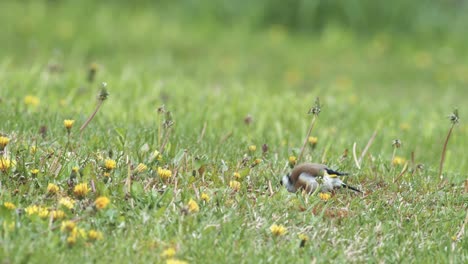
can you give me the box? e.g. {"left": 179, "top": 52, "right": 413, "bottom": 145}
{"left": 0, "top": 1, "right": 467, "bottom": 263}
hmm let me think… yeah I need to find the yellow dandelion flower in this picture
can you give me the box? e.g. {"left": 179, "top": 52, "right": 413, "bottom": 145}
{"left": 0, "top": 158, "right": 14, "bottom": 172}
{"left": 135, "top": 163, "right": 147, "bottom": 173}
{"left": 88, "top": 230, "right": 103, "bottom": 241}
{"left": 24, "top": 95, "right": 40, "bottom": 107}
{"left": 61, "top": 220, "right": 76, "bottom": 233}
{"left": 0, "top": 136, "right": 10, "bottom": 150}
{"left": 233, "top": 172, "right": 241, "bottom": 179}
{"left": 50, "top": 210, "right": 65, "bottom": 220}
{"left": 392, "top": 156, "right": 406, "bottom": 166}
{"left": 59, "top": 197, "right": 76, "bottom": 209}
{"left": 308, "top": 136, "right": 318, "bottom": 145}
{"left": 150, "top": 150, "right": 161, "bottom": 161}
{"left": 270, "top": 224, "right": 287, "bottom": 236}
{"left": 73, "top": 183, "right": 89, "bottom": 198}
{"left": 298, "top": 234, "right": 309, "bottom": 241}
{"left": 248, "top": 145, "right": 257, "bottom": 152}
{"left": 37, "top": 207, "right": 49, "bottom": 219}
{"left": 254, "top": 158, "right": 262, "bottom": 165}
{"left": 229, "top": 180, "right": 241, "bottom": 191}
{"left": 201, "top": 192, "right": 210, "bottom": 202}
{"left": 72, "top": 166, "right": 80, "bottom": 173}
{"left": 69, "top": 227, "right": 87, "bottom": 240}
{"left": 47, "top": 183, "right": 59, "bottom": 195}
{"left": 94, "top": 196, "right": 110, "bottom": 210}
{"left": 30, "top": 169, "right": 39, "bottom": 176}
{"left": 187, "top": 199, "right": 199, "bottom": 213}
{"left": 288, "top": 156, "right": 297, "bottom": 166}
{"left": 319, "top": 192, "right": 331, "bottom": 201}
{"left": 78, "top": 228, "right": 87, "bottom": 238}
{"left": 157, "top": 167, "right": 172, "bottom": 180}
{"left": 104, "top": 159, "right": 117, "bottom": 170}
{"left": 166, "top": 259, "right": 188, "bottom": 264}
{"left": 25, "top": 205, "right": 39, "bottom": 215}
{"left": 161, "top": 247, "right": 176, "bottom": 258}
{"left": 67, "top": 235, "right": 76, "bottom": 246}
{"left": 63, "top": 119, "right": 75, "bottom": 130}
{"left": 4, "top": 202, "right": 16, "bottom": 210}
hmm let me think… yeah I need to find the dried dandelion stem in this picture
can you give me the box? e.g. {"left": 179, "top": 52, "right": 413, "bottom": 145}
{"left": 352, "top": 142, "right": 361, "bottom": 169}
{"left": 438, "top": 109, "right": 459, "bottom": 180}
{"left": 358, "top": 130, "right": 378, "bottom": 165}
{"left": 80, "top": 84, "right": 109, "bottom": 134}
{"left": 298, "top": 97, "right": 321, "bottom": 163}
{"left": 80, "top": 100, "right": 104, "bottom": 132}
{"left": 298, "top": 115, "right": 317, "bottom": 163}
{"left": 438, "top": 123, "right": 455, "bottom": 180}
{"left": 391, "top": 148, "right": 397, "bottom": 166}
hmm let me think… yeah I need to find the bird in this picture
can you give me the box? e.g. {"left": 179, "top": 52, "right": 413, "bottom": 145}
{"left": 280, "top": 163, "right": 361, "bottom": 193}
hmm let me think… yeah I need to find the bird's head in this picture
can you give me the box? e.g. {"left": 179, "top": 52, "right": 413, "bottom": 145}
{"left": 280, "top": 173, "right": 291, "bottom": 186}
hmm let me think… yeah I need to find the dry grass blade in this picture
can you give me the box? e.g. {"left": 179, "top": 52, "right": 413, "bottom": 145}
{"left": 358, "top": 130, "right": 378, "bottom": 165}
{"left": 353, "top": 142, "right": 361, "bottom": 169}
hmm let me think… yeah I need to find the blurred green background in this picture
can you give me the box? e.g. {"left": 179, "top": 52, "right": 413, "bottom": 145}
{"left": 1, "top": 0, "right": 467, "bottom": 172}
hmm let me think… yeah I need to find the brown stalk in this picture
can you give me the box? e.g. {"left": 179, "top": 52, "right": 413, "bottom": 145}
{"left": 298, "top": 97, "right": 321, "bottom": 163}
{"left": 297, "top": 115, "right": 317, "bottom": 163}
{"left": 358, "top": 130, "right": 378, "bottom": 165}
{"left": 438, "top": 123, "right": 455, "bottom": 180}
{"left": 79, "top": 85, "right": 108, "bottom": 134}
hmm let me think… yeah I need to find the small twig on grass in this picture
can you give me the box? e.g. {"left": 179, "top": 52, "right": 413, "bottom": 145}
{"left": 352, "top": 142, "right": 361, "bottom": 170}
{"left": 268, "top": 180, "right": 274, "bottom": 196}
{"left": 79, "top": 83, "right": 109, "bottom": 134}
{"left": 438, "top": 109, "right": 459, "bottom": 181}
{"left": 298, "top": 97, "right": 321, "bottom": 163}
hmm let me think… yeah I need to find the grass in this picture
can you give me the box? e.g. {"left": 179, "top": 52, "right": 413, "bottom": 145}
{"left": 0, "top": 1, "right": 467, "bottom": 263}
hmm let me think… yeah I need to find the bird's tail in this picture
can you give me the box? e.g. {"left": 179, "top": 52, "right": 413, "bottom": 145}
{"left": 325, "top": 168, "right": 348, "bottom": 176}
{"left": 342, "top": 183, "right": 362, "bottom": 193}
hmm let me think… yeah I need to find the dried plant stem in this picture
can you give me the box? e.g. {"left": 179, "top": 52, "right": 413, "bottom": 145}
{"left": 297, "top": 115, "right": 317, "bottom": 163}
{"left": 352, "top": 142, "right": 361, "bottom": 169}
{"left": 358, "top": 130, "right": 378, "bottom": 165}
{"left": 157, "top": 114, "right": 162, "bottom": 148}
{"left": 391, "top": 148, "right": 397, "bottom": 166}
{"left": 80, "top": 100, "right": 104, "bottom": 134}
{"left": 393, "top": 161, "right": 408, "bottom": 183}
{"left": 197, "top": 121, "right": 207, "bottom": 144}
{"left": 125, "top": 158, "right": 132, "bottom": 196}
{"left": 268, "top": 180, "right": 274, "bottom": 196}
{"left": 438, "top": 123, "right": 455, "bottom": 180}
{"left": 160, "top": 126, "right": 173, "bottom": 154}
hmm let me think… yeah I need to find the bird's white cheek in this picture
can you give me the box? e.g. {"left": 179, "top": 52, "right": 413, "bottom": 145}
{"left": 281, "top": 176, "right": 296, "bottom": 193}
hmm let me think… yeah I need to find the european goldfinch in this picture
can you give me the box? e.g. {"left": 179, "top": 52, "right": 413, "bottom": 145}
{"left": 280, "top": 163, "right": 361, "bottom": 193}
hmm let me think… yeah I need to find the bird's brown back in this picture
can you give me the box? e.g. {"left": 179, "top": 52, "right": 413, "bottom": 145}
{"left": 289, "top": 163, "right": 327, "bottom": 183}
